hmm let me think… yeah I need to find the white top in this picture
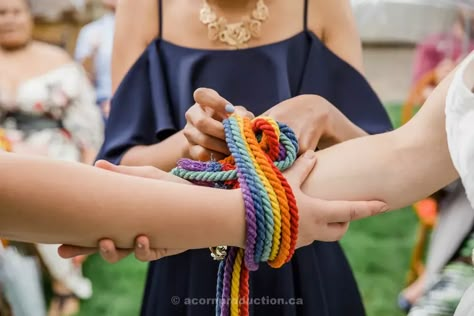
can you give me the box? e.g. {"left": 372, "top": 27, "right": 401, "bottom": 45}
{"left": 74, "top": 13, "right": 115, "bottom": 102}
{"left": 445, "top": 52, "right": 474, "bottom": 208}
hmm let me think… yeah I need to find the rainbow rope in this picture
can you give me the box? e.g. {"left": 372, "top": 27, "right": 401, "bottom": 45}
{"left": 171, "top": 115, "right": 299, "bottom": 316}
{"left": 0, "top": 129, "right": 11, "bottom": 152}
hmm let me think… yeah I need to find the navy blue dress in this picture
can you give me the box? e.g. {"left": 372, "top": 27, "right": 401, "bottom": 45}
{"left": 98, "top": 1, "right": 393, "bottom": 315}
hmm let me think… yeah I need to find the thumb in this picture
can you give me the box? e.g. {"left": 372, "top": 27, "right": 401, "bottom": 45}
{"left": 58, "top": 244, "right": 97, "bottom": 259}
{"left": 94, "top": 160, "right": 117, "bottom": 171}
{"left": 193, "top": 88, "right": 233, "bottom": 120}
{"left": 285, "top": 151, "right": 317, "bottom": 186}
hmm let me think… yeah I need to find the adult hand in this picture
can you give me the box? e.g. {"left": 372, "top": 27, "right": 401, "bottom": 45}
{"left": 282, "top": 151, "right": 387, "bottom": 246}
{"left": 263, "top": 95, "right": 366, "bottom": 152}
{"left": 183, "top": 88, "right": 254, "bottom": 161}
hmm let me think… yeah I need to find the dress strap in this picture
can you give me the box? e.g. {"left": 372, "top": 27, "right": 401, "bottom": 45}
{"left": 303, "top": 0, "right": 308, "bottom": 31}
{"left": 158, "top": 0, "right": 163, "bottom": 38}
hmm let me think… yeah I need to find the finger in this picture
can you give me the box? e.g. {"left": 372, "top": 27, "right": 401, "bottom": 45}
{"left": 58, "top": 245, "right": 97, "bottom": 259}
{"left": 134, "top": 235, "right": 154, "bottom": 262}
{"left": 95, "top": 160, "right": 189, "bottom": 184}
{"left": 183, "top": 125, "right": 230, "bottom": 155}
{"left": 321, "top": 200, "right": 388, "bottom": 223}
{"left": 233, "top": 106, "right": 255, "bottom": 119}
{"left": 99, "top": 239, "right": 132, "bottom": 263}
{"left": 135, "top": 236, "right": 185, "bottom": 261}
{"left": 189, "top": 145, "right": 227, "bottom": 161}
{"left": 185, "top": 105, "right": 226, "bottom": 140}
{"left": 193, "top": 88, "right": 232, "bottom": 120}
{"left": 94, "top": 159, "right": 116, "bottom": 171}
{"left": 284, "top": 151, "right": 317, "bottom": 186}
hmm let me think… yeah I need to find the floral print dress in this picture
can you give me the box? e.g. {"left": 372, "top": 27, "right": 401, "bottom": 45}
{"left": 0, "top": 62, "right": 103, "bottom": 162}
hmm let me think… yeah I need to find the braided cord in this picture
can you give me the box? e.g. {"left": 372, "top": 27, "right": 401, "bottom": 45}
{"left": 171, "top": 115, "right": 299, "bottom": 316}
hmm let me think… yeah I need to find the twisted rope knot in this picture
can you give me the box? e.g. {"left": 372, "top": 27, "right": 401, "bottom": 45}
{"left": 171, "top": 115, "right": 299, "bottom": 316}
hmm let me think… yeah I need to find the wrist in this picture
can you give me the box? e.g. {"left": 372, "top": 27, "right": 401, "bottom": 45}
{"left": 227, "top": 189, "right": 246, "bottom": 248}
{"left": 320, "top": 106, "right": 366, "bottom": 148}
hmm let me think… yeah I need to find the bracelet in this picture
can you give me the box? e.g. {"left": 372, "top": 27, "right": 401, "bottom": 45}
{"left": 210, "top": 246, "right": 228, "bottom": 261}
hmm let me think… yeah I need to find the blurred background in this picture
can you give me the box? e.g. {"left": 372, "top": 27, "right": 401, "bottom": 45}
{"left": 1, "top": 0, "right": 474, "bottom": 315}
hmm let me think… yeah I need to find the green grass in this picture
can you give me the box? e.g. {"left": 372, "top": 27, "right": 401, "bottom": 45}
{"left": 341, "top": 209, "right": 417, "bottom": 316}
{"left": 79, "top": 104, "right": 419, "bottom": 316}
{"left": 79, "top": 256, "right": 147, "bottom": 316}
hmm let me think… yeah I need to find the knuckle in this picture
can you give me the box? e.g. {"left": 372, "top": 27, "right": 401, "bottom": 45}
{"left": 313, "top": 214, "right": 325, "bottom": 227}
{"left": 195, "top": 118, "right": 207, "bottom": 130}
{"left": 369, "top": 202, "right": 379, "bottom": 216}
{"left": 349, "top": 207, "right": 357, "bottom": 221}
{"left": 184, "top": 107, "right": 195, "bottom": 121}
{"left": 183, "top": 125, "right": 194, "bottom": 141}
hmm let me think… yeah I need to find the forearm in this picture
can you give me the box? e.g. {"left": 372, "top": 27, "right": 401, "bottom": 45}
{"left": 0, "top": 153, "right": 245, "bottom": 248}
{"left": 120, "top": 131, "right": 189, "bottom": 171}
{"left": 302, "top": 70, "right": 458, "bottom": 210}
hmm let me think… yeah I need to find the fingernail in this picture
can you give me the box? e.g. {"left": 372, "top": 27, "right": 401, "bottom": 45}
{"left": 137, "top": 243, "right": 144, "bottom": 249}
{"left": 303, "top": 151, "right": 316, "bottom": 159}
{"left": 225, "top": 103, "right": 235, "bottom": 114}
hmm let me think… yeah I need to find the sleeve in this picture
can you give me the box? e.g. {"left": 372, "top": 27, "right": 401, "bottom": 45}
{"left": 445, "top": 53, "right": 474, "bottom": 208}
{"left": 298, "top": 37, "right": 393, "bottom": 135}
{"left": 321, "top": 45, "right": 394, "bottom": 135}
{"left": 61, "top": 65, "right": 104, "bottom": 151}
{"left": 96, "top": 44, "right": 177, "bottom": 164}
{"left": 74, "top": 24, "right": 95, "bottom": 62}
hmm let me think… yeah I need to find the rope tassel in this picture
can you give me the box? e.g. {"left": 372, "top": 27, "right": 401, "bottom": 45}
{"left": 171, "top": 116, "right": 299, "bottom": 316}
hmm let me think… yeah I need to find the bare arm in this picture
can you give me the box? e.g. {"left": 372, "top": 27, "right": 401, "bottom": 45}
{"left": 311, "top": 0, "right": 364, "bottom": 75}
{"left": 0, "top": 153, "right": 244, "bottom": 249}
{"left": 111, "top": 0, "right": 157, "bottom": 92}
{"left": 120, "top": 132, "right": 189, "bottom": 171}
{"left": 303, "top": 69, "right": 458, "bottom": 209}
{"left": 110, "top": 0, "right": 186, "bottom": 170}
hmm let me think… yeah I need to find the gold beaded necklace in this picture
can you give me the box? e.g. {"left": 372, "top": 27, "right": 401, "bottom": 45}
{"left": 199, "top": 0, "right": 270, "bottom": 49}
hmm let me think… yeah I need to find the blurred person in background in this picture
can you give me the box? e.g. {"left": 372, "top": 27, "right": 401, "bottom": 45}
{"left": 0, "top": 0, "right": 103, "bottom": 314}
{"left": 407, "top": 10, "right": 474, "bottom": 110}
{"left": 75, "top": 0, "right": 116, "bottom": 119}
{"left": 399, "top": 9, "right": 474, "bottom": 316}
